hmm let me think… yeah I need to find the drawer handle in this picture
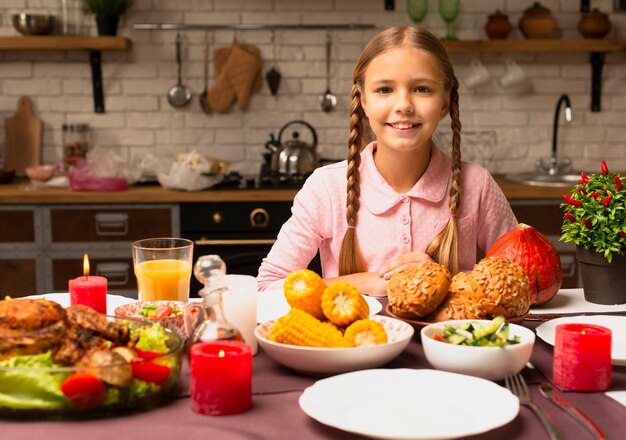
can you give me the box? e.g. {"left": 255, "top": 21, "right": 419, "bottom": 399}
{"left": 194, "top": 239, "right": 276, "bottom": 246}
{"left": 95, "top": 262, "right": 130, "bottom": 286}
{"left": 95, "top": 213, "right": 129, "bottom": 236}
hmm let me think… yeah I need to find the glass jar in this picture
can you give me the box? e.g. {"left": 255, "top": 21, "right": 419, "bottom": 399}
{"left": 62, "top": 123, "right": 90, "bottom": 159}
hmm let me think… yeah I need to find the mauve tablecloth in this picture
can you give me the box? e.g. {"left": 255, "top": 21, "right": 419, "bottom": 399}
{"left": 4, "top": 313, "right": 626, "bottom": 439}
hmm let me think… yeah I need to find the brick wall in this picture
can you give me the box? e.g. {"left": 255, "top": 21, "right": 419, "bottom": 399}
{"left": 1, "top": 0, "right": 625, "bottom": 177}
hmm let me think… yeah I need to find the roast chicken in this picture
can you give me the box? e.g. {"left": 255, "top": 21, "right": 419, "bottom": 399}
{"left": 0, "top": 299, "right": 132, "bottom": 366}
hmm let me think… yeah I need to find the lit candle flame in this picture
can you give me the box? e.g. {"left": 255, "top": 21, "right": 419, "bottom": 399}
{"left": 218, "top": 349, "right": 225, "bottom": 358}
{"left": 581, "top": 330, "right": 586, "bottom": 335}
{"left": 83, "top": 253, "right": 90, "bottom": 278}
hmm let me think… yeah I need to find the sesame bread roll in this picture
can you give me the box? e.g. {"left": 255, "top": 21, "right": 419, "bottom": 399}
{"left": 471, "top": 257, "right": 532, "bottom": 319}
{"left": 426, "top": 271, "right": 489, "bottom": 322}
{"left": 387, "top": 261, "right": 451, "bottom": 319}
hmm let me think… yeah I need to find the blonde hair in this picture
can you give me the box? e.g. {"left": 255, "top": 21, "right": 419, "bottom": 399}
{"left": 338, "top": 26, "right": 462, "bottom": 276}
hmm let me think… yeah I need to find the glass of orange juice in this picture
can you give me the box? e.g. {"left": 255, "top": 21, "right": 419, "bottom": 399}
{"left": 132, "top": 238, "right": 194, "bottom": 301}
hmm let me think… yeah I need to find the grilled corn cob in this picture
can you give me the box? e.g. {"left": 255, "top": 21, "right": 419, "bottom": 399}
{"left": 283, "top": 269, "right": 326, "bottom": 320}
{"left": 344, "top": 319, "right": 388, "bottom": 347}
{"left": 321, "top": 282, "right": 369, "bottom": 327}
{"left": 269, "top": 308, "right": 351, "bottom": 348}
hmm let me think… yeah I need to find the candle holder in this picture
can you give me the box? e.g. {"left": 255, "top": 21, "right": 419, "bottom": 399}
{"left": 553, "top": 323, "right": 612, "bottom": 391}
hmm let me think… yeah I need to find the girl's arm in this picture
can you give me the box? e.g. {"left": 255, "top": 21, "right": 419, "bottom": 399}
{"left": 323, "top": 272, "right": 389, "bottom": 297}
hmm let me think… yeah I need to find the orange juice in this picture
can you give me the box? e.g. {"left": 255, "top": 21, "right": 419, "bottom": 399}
{"left": 135, "top": 259, "right": 192, "bottom": 301}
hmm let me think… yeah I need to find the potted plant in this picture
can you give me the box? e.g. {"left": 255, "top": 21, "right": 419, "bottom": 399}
{"left": 560, "top": 159, "right": 626, "bottom": 304}
{"left": 81, "top": 0, "right": 134, "bottom": 36}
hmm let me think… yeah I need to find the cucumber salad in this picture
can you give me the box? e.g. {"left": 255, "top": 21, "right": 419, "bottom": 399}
{"left": 432, "top": 316, "right": 521, "bottom": 347}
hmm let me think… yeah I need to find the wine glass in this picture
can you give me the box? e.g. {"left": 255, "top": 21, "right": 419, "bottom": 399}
{"left": 407, "top": 0, "right": 429, "bottom": 24}
{"left": 439, "top": 0, "right": 460, "bottom": 40}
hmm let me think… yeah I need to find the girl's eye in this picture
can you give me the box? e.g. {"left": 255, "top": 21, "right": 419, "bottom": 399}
{"left": 414, "top": 86, "right": 431, "bottom": 94}
{"left": 375, "top": 87, "right": 392, "bottom": 94}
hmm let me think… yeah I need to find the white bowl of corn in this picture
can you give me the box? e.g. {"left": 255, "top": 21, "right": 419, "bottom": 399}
{"left": 255, "top": 314, "right": 413, "bottom": 376}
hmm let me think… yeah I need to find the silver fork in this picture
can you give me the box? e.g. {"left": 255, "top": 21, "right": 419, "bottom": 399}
{"left": 505, "top": 374, "right": 564, "bottom": 440}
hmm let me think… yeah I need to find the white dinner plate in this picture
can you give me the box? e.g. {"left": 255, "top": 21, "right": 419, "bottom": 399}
{"left": 23, "top": 292, "right": 135, "bottom": 316}
{"left": 256, "top": 289, "right": 382, "bottom": 323}
{"left": 299, "top": 369, "right": 519, "bottom": 439}
{"left": 536, "top": 315, "right": 626, "bottom": 366}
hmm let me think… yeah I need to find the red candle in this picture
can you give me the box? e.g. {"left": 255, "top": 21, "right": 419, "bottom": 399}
{"left": 553, "top": 323, "right": 612, "bottom": 391}
{"left": 190, "top": 341, "right": 252, "bottom": 416}
{"left": 68, "top": 254, "right": 107, "bottom": 314}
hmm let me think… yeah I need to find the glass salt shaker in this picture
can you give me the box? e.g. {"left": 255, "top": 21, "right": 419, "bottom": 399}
{"left": 184, "top": 255, "right": 244, "bottom": 356}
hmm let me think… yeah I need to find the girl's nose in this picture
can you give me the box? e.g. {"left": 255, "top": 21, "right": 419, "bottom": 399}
{"left": 394, "top": 92, "right": 414, "bottom": 113}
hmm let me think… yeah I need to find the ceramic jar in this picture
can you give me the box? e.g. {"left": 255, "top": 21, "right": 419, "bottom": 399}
{"left": 578, "top": 8, "right": 612, "bottom": 39}
{"left": 484, "top": 10, "right": 512, "bottom": 39}
{"left": 519, "top": 2, "right": 556, "bottom": 39}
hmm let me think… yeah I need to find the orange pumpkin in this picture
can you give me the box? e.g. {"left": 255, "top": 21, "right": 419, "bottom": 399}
{"left": 486, "top": 223, "right": 562, "bottom": 305}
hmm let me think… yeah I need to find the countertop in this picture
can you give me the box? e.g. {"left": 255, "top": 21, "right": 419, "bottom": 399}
{"left": 0, "top": 176, "right": 571, "bottom": 205}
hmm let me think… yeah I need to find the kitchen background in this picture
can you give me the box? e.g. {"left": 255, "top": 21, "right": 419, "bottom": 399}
{"left": 1, "top": 0, "right": 626, "bottom": 179}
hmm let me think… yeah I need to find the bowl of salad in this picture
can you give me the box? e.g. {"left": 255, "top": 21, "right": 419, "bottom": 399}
{"left": 420, "top": 316, "right": 535, "bottom": 381}
{"left": 0, "top": 300, "right": 183, "bottom": 419}
{"left": 115, "top": 300, "right": 191, "bottom": 339}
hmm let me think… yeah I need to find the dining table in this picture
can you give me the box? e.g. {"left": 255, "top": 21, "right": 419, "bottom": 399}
{"left": 4, "top": 289, "right": 626, "bottom": 440}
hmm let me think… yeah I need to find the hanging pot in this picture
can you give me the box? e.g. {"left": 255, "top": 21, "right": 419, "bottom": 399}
{"left": 266, "top": 29, "right": 282, "bottom": 95}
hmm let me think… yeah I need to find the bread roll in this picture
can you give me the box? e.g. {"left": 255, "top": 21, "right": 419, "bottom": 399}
{"left": 387, "top": 261, "right": 451, "bottom": 319}
{"left": 471, "top": 257, "right": 531, "bottom": 319}
{"left": 426, "top": 271, "right": 489, "bottom": 322}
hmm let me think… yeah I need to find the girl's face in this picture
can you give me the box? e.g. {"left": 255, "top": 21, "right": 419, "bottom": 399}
{"left": 360, "top": 47, "right": 450, "bottom": 156}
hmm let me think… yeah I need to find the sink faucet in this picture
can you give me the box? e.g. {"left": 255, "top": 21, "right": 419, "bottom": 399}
{"left": 537, "top": 94, "right": 572, "bottom": 175}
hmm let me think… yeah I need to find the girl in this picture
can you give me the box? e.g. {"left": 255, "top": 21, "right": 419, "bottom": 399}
{"left": 257, "top": 26, "right": 516, "bottom": 296}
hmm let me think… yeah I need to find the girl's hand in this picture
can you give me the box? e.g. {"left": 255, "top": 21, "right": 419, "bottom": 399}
{"left": 379, "top": 252, "right": 433, "bottom": 280}
{"left": 324, "top": 272, "right": 388, "bottom": 297}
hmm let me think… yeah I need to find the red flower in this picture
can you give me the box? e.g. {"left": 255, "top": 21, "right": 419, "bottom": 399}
{"left": 564, "top": 213, "right": 576, "bottom": 223}
{"left": 602, "top": 194, "right": 613, "bottom": 207}
{"left": 563, "top": 195, "right": 582, "bottom": 207}
{"left": 583, "top": 218, "right": 593, "bottom": 228}
{"left": 615, "top": 175, "right": 623, "bottom": 191}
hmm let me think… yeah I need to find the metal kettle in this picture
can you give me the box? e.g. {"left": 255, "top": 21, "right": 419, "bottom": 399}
{"left": 276, "top": 120, "right": 319, "bottom": 177}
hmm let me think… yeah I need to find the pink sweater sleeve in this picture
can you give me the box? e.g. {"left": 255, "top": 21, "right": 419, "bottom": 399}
{"left": 257, "top": 173, "right": 329, "bottom": 291}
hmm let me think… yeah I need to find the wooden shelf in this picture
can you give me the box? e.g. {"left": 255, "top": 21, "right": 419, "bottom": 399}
{"left": 443, "top": 39, "right": 626, "bottom": 112}
{"left": 443, "top": 39, "right": 626, "bottom": 53}
{"left": 0, "top": 36, "right": 131, "bottom": 114}
{"left": 0, "top": 36, "right": 131, "bottom": 51}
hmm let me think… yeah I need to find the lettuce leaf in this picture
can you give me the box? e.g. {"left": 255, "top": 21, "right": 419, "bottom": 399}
{"left": 0, "top": 352, "right": 70, "bottom": 410}
{"left": 132, "top": 323, "right": 169, "bottom": 353}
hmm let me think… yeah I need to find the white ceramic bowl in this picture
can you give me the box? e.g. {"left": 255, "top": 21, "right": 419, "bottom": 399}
{"left": 421, "top": 319, "right": 535, "bottom": 381}
{"left": 255, "top": 315, "right": 413, "bottom": 376}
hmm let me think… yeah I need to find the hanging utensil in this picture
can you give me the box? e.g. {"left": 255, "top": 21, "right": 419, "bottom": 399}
{"left": 168, "top": 32, "right": 192, "bottom": 108}
{"left": 319, "top": 32, "right": 337, "bottom": 112}
{"left": 266, "top": 29, "right": 281, "bottom": 96}
{"left": 199, "top": 32, "right": 212, "bottom": 114}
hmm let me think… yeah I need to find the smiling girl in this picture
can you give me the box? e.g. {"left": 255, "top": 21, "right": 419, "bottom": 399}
{"left": 258, "top": 27, "right": 516, "bottom": 296}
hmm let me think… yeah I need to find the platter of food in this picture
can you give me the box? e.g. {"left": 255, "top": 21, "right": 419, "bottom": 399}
{"left": 536, "top": 315, "right": 626, "bottom": 366}
{"left": 299, "top": 368, "right": 519, "bottom": 439}
{"left": 23, "top": 292, "right": 134, "bottom": 316}
{"left": 255, "top": 314, "right": 413, "bottom": 375}
{"left": 0, "top": 299, "right": 182, "bottom": 418}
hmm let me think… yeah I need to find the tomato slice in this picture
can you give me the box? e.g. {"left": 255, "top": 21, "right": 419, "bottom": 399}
{"left": 134, "top": 347, "right": 166, "bottom": 360}
{"left": 432, "top": 333, "right": 449, "bottom": 343}
{"left": 60, "top": 373, "right": 106, "bottom": 410}
{"left": 155, "top": 305, "right": 174, "bottom": 319}
{"left": 131, "top": 359, "right": 171, "bottom": 385}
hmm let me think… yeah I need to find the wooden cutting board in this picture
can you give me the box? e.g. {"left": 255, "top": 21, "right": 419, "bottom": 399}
{"left": 4, "top": 96, "right": 43, "bottom": 176}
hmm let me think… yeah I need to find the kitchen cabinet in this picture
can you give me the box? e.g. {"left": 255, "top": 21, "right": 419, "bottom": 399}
{"left": 0, "top": 36, "right": 131, "bottom": 114}
{"left": 0, "top": 204, "right": 178, "bottom": 298}
{"left": 509, "top": 200, "right": 580, "bottom": 288}
{"left": 444, "top": 38, "right": 626, "bottom": 112}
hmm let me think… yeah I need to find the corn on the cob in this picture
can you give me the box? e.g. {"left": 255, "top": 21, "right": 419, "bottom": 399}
{"left": 344, "top": 319, "right": 388, "bottom": 347}
{"left": 283, "top": 269, "right": 326, "bottom": 320}
{"left": 321, "top": 282, "right": 369, "bottom": 327}
{"left": 269, "top": 308, "right": 351, "bottom": 348}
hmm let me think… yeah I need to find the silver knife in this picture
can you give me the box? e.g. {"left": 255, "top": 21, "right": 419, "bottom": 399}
{"left": 539, "top": 382, "right": 607, "bottom": 439}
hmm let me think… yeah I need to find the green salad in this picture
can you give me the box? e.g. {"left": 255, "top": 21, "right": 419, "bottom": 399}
{"left": 433, "top": 316, "right": 521, "bottom": 347}
{"left": 0, "top": 323, "right": 177, "bottom": 412}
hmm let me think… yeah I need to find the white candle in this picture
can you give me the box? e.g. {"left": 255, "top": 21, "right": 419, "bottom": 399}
{"left": 221, "top": 275, "right": 258, "bottom": 355}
